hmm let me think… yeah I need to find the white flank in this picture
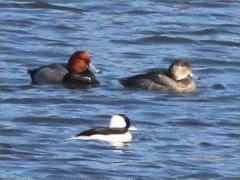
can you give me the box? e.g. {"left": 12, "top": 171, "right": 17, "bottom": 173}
{"left": 72, "top": 132, "right": 132, "bottom": 143}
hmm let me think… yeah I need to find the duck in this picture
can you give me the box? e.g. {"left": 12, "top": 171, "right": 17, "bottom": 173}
{"left": 119, "top": 60, "right": 196, "bottom": 93}
{"left": 27, "top": 51, "right": 100, "bottom": 87}
{"left": 72, "top": 114, "right": 132, "bottom": 143}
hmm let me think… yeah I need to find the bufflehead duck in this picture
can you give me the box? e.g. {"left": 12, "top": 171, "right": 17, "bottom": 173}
{"left": 119, "top": 60, "right": 196, "bottom": 93}
{"left": 73, "top": 114, "right": 132, "bottom": 143}
{"left": 28, "top": 51, "right": 100, "bottom": 87}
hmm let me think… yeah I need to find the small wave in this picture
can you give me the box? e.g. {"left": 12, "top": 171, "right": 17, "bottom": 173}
{"left": 1, "top": 19, "right": 37, "bottom": 27}
{"left": 0, "top": 128, "right": 31, "bottom": 136}
{"left": 211, "top": 84, "right": 225, "bottom": 90}
{"left": 1, "top": 29, "right": 29, "bottom": 36}
{"left": 1, "top": 98, "right": 68, "bottom": 104}
{"left": 201, "top": 40, "right": 240, "bottom": 47}
{"left": 55, "top": 24, "right": 80, "bottom": 31}
{"left": 122, "top": 52, "right": 148, "bottom": 58}
{"left": 215, "top": 121, "right": 240, "bottom": 127}
{"left": 125, "top": 10, "right": 158, "bottom": 15}
{"left": 140, "top": 28, "right": 218, "bottom": 36}
{"left": 182, "top": 171, "right": 221, "bottom": 179}
{"left": 0, "top": 2, "right": 84, "bottom": 15}
{"left": 199, "top": 142, "right": 215, "bottom": 147}
{"left": 178, "top": 1, "right": 233, "bottom": 8}
{"left": 218, "top": 133, "right": 240, "bottom": 139}
{"left": 111, "top": 35, "right": 196, "bottom": 45}
{"left": 13, "top": 117, "right": 96, "bottom": 125}
{"left": 47, "top": 42, "right": 73, "bottom": 47}
{"left": 191, "top": 57, "right": 240, "bottom": 67}
{"left": 190, "top": 28, "right": 217, "bottom": 35}
{"left": 1, "top": 97, "right": 156, "bottom": 106}
{"left": 197, "top": 68, "right": 224, "bottom": 74}
{"left": 167, "top": 119, "right": 214, "bottom": 127}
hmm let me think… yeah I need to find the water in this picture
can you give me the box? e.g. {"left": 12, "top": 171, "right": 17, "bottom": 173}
{"left": 1, "top": 1, "right": 240, "bottom": 179}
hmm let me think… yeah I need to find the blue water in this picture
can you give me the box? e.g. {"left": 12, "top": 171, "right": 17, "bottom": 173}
{"left": 1, "top": 1, "right": 240, "bottom": 179}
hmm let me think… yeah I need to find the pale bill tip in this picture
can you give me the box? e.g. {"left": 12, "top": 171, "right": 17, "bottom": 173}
{"left": 89, "top": 63, "right": 101, "bottom": 74}
{"left": 129, "top": 126, "right": 137, "bottom": 131}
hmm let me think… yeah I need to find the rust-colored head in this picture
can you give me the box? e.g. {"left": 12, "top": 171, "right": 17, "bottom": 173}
{"left": 67, "top": 51, "right": 92, "bottom": 73}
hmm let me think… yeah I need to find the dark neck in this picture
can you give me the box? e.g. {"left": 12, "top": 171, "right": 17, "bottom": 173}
{"left": 110, "top": 127, "right": 128, "bottom": 134}
{"left": 68, "top": 69, "right": 94, "bottom": 76}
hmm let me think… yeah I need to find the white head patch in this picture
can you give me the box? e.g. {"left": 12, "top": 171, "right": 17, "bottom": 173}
{"left": 175, "top": 66, "right": 192, "bottom": 80}
{"left": 109, "top": 115, "right": 126, "bottom": 128}
{"left": 175, "top": 74, "right": 188, "bottom": 81}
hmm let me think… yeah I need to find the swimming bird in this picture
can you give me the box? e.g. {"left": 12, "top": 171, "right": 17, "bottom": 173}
{"left": 28, "top": 51, "right": 100, "bottom": 87}
{"left": 119, "top": 60, "right": 196, "bottom": 93}
{"left": 73, "top": 114, "right": 132, "bottom": 143}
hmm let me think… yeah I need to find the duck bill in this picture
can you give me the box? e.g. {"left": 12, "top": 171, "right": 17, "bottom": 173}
{"left": 89, "top": 63, "right": 101, "bottom": 74}
{"left": 189, "top": 73, "right": 199, "bottom": 80}
{"left": 129, "top": 126, "right": 138, "bottom": 131}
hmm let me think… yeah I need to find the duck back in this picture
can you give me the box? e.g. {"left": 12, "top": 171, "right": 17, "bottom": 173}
{"left": 119, "top": 69, "right": 196, "bottom": 93}
{"left": 119, "top": 69, "right": 167, "bottom": 88}
{"left": 28, "top": 63, "right": 68, "bottom": 85}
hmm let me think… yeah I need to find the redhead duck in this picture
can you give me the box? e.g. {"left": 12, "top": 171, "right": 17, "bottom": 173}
{"left": 119, "top": 60, "right": 196, "bottom": 93}
{"left": 28, "top": 51, "right": 100, "bottom": 87}
{"left": 72, "top": 114, "right": 132, "bottom": 143}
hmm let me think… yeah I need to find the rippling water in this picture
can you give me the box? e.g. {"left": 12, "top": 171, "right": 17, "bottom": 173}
{"left": 1, "top": 1, "right": 240, "bottom": 179}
